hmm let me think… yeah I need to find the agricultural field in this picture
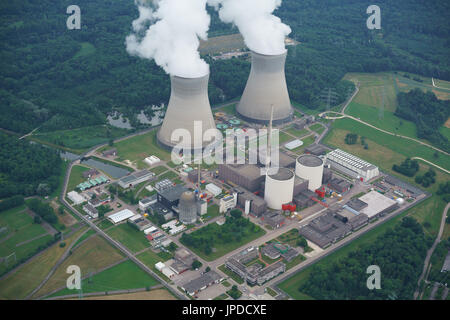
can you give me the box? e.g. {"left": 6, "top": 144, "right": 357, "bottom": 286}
{"left": 48, "top": 260, "right": 159, "bottom": 297}
{"left": 113, "top": 130, "right": 171, "bottom": 166}
{"left": 66, "top": 289, "right": 176, "bottom": 300}
{"left": 32, "top": 125, "right": 129, "bottom": 153}
{"left": 106, "top": 223, "right": 151, "bottom": 254}
{"left": 0, "top": 205, "right": 53, "bottom": 275}
{"left": 0, "top": 227, "right": 87, "bottom": 300}
{"left": 32, "top": 235, "right": 125, "bottom": 298}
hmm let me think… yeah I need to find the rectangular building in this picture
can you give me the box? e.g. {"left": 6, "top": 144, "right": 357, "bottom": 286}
{"left": 118, "top": 170, "right": 154, "bottom": 189}
{"left": 107, "top": 209, "right": 135, "bottom": 224}
{"left": 325, "top": 149, "right": 379, "bottom": 181}
{"left": 218, "top": 164, "right": 264, "bottom": 192}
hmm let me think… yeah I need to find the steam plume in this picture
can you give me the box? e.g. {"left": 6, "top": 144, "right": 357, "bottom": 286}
{"left": 208, "top": 0, "right": 291, "bottom": 55}
{"left": 126, "top": 0, "right": 210, "bottom": 78}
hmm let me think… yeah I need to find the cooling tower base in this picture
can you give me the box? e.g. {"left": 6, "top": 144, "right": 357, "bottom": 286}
{"left": 236, "top": 109, "right": 294, "bottom": 126}
{"left": 157, "top": 128, "right": 223, "bottom": 153}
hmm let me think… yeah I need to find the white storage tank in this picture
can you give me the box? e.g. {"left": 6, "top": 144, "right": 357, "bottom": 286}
{"left": 295, "top": 154, "right": 324, "bottom": 191}
{"left": 264, "top": 168, "right": 295, "bottom": 210}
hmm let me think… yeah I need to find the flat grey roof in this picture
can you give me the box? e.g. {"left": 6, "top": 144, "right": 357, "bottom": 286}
{"left": 297, "top": 154, "right": 323, "bottom": 167}
{"left": 182, "top": 271, "right": 222, "bottom": 294}
{"left": 158, "top": 185, "right": 188, "bottom": 202}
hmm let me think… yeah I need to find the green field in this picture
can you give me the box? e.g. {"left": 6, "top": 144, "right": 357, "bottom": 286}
{"left": 288, "top": 135, "right": 316, "bottom": 154}
{"left": 33, "top": 125, "right": 129, "bottom": 153}
{"left": 203, "top": 204, "right": 222, "bottom": 222}
{"left": 0, "top": 205, "right": 52, "bottom": 274}
{"left": 309, "top": 123, "right": 326, "bottom": 135}
{"left": 106, "top": 223, "right": 150, "bottom": 254}
{"left": 136, "top": 249, "right": 172, "bottom": 280}
{"left": 74, "top": 42, "right": 96, "bottom": 59}
{"left": 284, "top": 126, "right": 309, "bottom": 138}
{"left": 66, "top": 165, "right": 90, "bottom": 193}
{"left": 150, "top": 165, "right": 169, "bottom": 176}
{"left": 49, "top": 259, "right": 159, "bottom": 297}
{"left": 114, "top": 130, "right": 171, "bottom": 165}
{"left": 323, "top": 118, "right": 450, "bottom": 171}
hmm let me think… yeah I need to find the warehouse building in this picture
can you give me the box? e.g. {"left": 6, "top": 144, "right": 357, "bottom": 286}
{"left": 182, "top": 271, "right": 223, "bottom": 296}
{"left": 358, "top": 191, "right": 399, "bottom": 220}
{"left": 299, "top": 212, "right": 352, "bottom": 248}
{"left": 304, "top": 144, "right": 328, "bottom": 156}
{"left": 118, "top": 170, "right": 154, "bottom": 189}
{"left": 139, "top": 195, "right": 157, "bottom": 211}
{"left": 68, "top": 191, "right": 86, "bottom": 205}
{"left": 261, "top": 211, "right": 286, "bottom": 229}
{"left": 293, "top": 190, "right": 316, "bottom": 208}
{"left": 325, "top": 149, "right": 379, "bottom": 181}
{"left": 237, "top": 192, "right": 267, "bottom": 216}
{"left": 128, "top": 214, "right": 152, "bottom": 231}
{"left": 107, "top": 209, "right": 135, "bottom": 224}
{"left": 83, "top": 204, "right": 98, "bottom": 219}
{"left": 332, "top": 205, "right": 369, "bottom": 231}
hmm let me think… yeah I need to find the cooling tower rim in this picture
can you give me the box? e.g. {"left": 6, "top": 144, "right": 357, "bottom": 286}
{"left": 171, "top": 72, "right": 210, "bottom": 80}
{"left": 267, "top": 167, "right": 294, "bottom": 181}
{"left": 296, "top": 154, "right": 324, "bottom": 167}
{"left": 251, "top": 49, "right": 288, "bottom": 58}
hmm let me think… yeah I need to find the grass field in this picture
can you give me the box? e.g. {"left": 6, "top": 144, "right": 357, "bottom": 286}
{"left": 150, "top": 165, "right": 168, "bottom": 176}
{"left": 0, "top": 205, "right": 52, "bottom": 274}
{"left": 106, "top": 223, "right": 150, "bottom": 254}
{"left": 284, "top": 126, "right": 309, "bottom": 138}
{"left": 33, "top": 125, "right": 129, "bottom": 153}
{"left": 288, "top": 135, "right": 316, "bottom": 155}
{"left": 114, "top": 130, "right": 171, "bottom": 165}
{"left": 309, "top": 123, "right": 326, "bottom": 135}
{"left": 33, "top": 235, "right": 124, "bottom": 298}
{"left": 66, "top": 165, "right": 90, "bottom": 193}
{"left": 0, "top": 227, "right": 87, "bottom": 300}
{"left": 203, "top": 204, "right": 222, "bottom": 222}
{"left": 65, "top": 288, "right": 176, "bottom": 300}
{"left": 324, "top": 118, "right": 450, "bottom": 171}
{"left": 136, "top": 249, "right": 172, "bottom": 280}
{"left": 49, "top": 259, "right": 159, "bottom": 297}
{"left": 183, "top": 222, "right": 266, "bottom": 261}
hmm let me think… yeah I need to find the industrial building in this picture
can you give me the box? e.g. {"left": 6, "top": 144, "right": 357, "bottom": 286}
{"left": 219, "top": 194, "right": 237, "bottom": 213}
{"left": 144, "top": 155, "right": 160, "bottom": 166}
{"left": 128, "top": 214, "right": 152, "bottom": 231}
{"left": 295, "top": 154, "right": 324, "bottom": 191}
{"left": 332, "top": 205, "right": 369, "bottom": 231}
{"left": 293, "top": 189, "right": 317, "bottom": 208}
{"left": 178, "top": 191, "right": 198, "bottom": 224}
{"left": 237, "top": 192, "right": 267, "bottom": 216}
{"left": 155, "top": 179, "right": 174, "bottom": 192}
{"left": 206, "top": 183, "right": 222, "bottom": 197}
{"left": 82, "top": 168, "right": 99, "bottom": 179}
{"left": 264, "top": 168, "right": 295, "bottom": 210}
{"left": 299, "top": 212, "right": 352, "bottom": 248}
{"left": 182, "top": 271, "right": 223, "bottom": 296}
{"left": 107, "top": 209, "right": 135, "bottom": 224}
{"left": 139, "top": 195, "right": 157, "bottom": 211}
{"left": 157, "top": 74, "right": 217, "bottom": 150}
{"left": 102, "top": 148, "right": 117, "bottom": 157}
{"left": 225, "top": 247, "right": 286, "bottom": 286}
{"left": 67, "top": 191, "right": 86, "bottom": 205}
{"left": 118, "top": 170, "right": 154, "bottom": 189}
{"left": 261, "top": 211, "right": 286, "bottom": 229}
{"left": 237, "top": 51, "right": 293, "bottom": 125}
{"left": 157, "top": 184, "right": 188, "bottom": 209}
{"left": 218, "top": 163, "right": 264, "bottom": 192}
{"left": 358, "top": 191, "right": 399, "bottom": 220}
{"left": 325, "top": 149, "right": 379, "bottom": 181}
{"left": 328, "top": 177, "right": 351, "bottom": 194}
{"left": 304, "top": 144, "right": 327, "bottom": 156}
{"left": 149, "top": 202, "right": 174, "bottom": 221}
{"left": 83, "top": 204, "right": 98, "bottom": 219}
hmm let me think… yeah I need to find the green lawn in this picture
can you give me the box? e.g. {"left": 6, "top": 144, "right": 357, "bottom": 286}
{"left": 66, "top": 165, "right": 90, "bottom": 193}
{"left": 266, "top": 287, "right": 278, "bottom": 297}
{"left": 114, "top": 130, "right": 171, "bottom": 163}
{"left": 284, "top": 126, "right": 309, "bottom": 138}
{"left": 309, "top": 123, "right": 326, "bottom": 135}
{"left": 33, "top": 125, "right": 129, "bottom": 153}
{"left": 96, "top": 219, "right": 114, "bottom": 230}
{"left": 213, "top": 293, "right": 229, "bottom": 300}
{"left": 150, "top": 166, "right": 169, "bottom": 176}
{"left": 136, "top": 249, "right": 172, "bottom": 280}
{"left": 0, "top": 205, "right": 52, "bottom": 274}
{"left": 106, "top": 223, "right": 150, "bottom": 254}
{"left": 159, "top": 170, "right": 179, "bottom": 181}
{"left": 49, "top": 259, "right": 159, "bottom": 297}
{"left": 203, "top": 204, "right": 222, "bottom": 222}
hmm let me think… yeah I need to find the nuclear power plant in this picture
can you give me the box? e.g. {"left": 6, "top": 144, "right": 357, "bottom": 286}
{"left": 157, "top": 74, "right": 217, "bottom": 150}
{"left": 237, "top": 51, "right": 293, "bottom": 125}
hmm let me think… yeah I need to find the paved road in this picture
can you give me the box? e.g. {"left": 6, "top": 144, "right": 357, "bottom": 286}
{"left": 414, "top": 202, "right": 450, "bottom": 300}
{"left": 411, "top": 157, "right": 450, "bottom": 175}
{"left": 60, "top": 162, "right": 188, "bottom": 300}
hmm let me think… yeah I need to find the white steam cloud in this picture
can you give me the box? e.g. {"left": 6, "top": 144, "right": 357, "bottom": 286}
{"left": 208, "top": 0, "right": 291, "bottom": 55}
{"left": 126, "top": 0, "right": 210, "bottom": 78}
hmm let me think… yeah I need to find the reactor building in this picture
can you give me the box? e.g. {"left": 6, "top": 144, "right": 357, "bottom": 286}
{"left": 237, "top": 51, "right": 293, "bottom": 125}
{"left": 157, "top": 74, "right": 217, "bottom": 150}
{"left": 178, "top": 191, "right": 198, "bottom": 225}
{"left": 295, "top": 154, "right": 324, "bottom": 191}
{"left": 264, "top": 168, "right": 295, "bottom": 210}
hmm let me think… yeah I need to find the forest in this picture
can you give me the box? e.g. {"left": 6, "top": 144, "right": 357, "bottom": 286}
{"left": 0, "top": 0, "right": 449, "bottom": 134}
{"left": 0, "top": 133, "right": 62, "bottom": 198}
{"left": 396, "top": 89, "right": 450, "bottom": 152}
{"left": 299, "top": 217, "right": 430, "bottom": 300}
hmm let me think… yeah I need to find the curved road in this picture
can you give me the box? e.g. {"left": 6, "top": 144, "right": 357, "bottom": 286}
{"left": 414, "top": 202, "right": 450, "bottom": 300}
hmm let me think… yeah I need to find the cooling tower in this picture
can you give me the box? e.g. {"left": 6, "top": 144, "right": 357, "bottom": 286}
{"left": 295, "top": 155, "right": 324, "bottom": 191}
{"left": 157, "top": 74, "right": 217, "bottom": 150}
{"left": 264, "top": 168, "right": 295, "bottom": 210}
{"left": 237, "top": 51, "right": 293, "bottom": 125}
{"left": 179, "top": 191, "right": 197, "bottom": 225}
